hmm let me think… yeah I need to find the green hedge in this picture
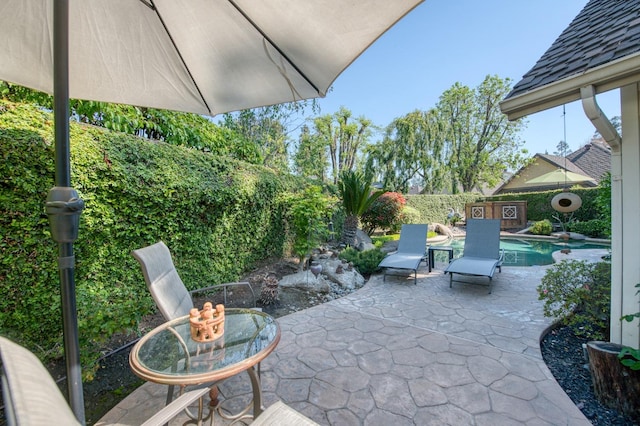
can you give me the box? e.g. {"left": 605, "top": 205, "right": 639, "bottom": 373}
{"left": 0, "top": 100, "right": 298, "bottom": 371}
{"left": 488, "top": 188, "right": 602, "bottom": 222}
{"left": 405, "top": 193, "right": 482, "bottom": 224}
{"left": 405, "top": 188, "right": 605, "bottom": 227}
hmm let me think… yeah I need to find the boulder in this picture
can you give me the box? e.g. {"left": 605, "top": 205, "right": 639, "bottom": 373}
{"left": 551, "top": 232, "right": 586, "bottom": 240}
{"left": 317, "top": 258, "right": 365, "bottom": 290}
{"left": 432, "top": 222, "right": 454, "bottom": 238}
{"left": 354, "top": 229, "right": 375, "bottom": 251}
{"left": 278, "top": 256, "right": 365, "bottom": 296}
{"left": 278, "top": 271, "right": 331, "bottom": 293}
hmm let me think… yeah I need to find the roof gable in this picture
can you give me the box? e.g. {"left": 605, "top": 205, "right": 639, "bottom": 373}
{"left": 507, "top": 0, "right": 640, "bottom": 99}
{"left": 536, "top": 153, "right": 589, "bottom": 175}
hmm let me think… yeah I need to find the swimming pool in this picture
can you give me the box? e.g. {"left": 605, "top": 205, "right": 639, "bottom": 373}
{"left": 432, "top": 237, "right": 610, "bottom": 266}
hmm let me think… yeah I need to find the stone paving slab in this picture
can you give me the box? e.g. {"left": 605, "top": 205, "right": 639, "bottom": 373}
{"left": 98, "top": 263, "right": 593, "bottom": 425}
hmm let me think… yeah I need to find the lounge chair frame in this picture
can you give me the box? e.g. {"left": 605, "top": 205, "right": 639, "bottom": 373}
{"left": 378, "top": 224, "right": 428, "bottom": 284}
{"left": 445, "top": 219, "right": 504, "bottom": 293}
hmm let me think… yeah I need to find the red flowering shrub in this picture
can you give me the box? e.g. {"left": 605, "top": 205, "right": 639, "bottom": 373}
{"left": 361, "top": 192, "right": 406, "bottom": 235}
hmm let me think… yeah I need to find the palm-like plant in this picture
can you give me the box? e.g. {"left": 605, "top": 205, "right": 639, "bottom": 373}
{"left": 338, "top": 170, "right": 384, "bottom": 246}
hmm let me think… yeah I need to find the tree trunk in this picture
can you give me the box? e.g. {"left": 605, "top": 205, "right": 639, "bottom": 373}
{"left": 586, "top": 341, "right": 640, "bottom": 419}
{"left": 341, "top": 214, "right": 359, "bottom": 247}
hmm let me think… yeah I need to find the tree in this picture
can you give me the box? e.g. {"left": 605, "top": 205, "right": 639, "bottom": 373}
{"left": 437, "top": 75, "right": 528, "bottom": 193}
{"left": 554, "top": 140, "right": 571, "bottom": 156}
{"left": 337, "top": 170, "right": 383, "bottom": 247}
{"left": 220, "top": 108, "right": 289, "bottom": 173}
{"left": 220, "top": 100, "right": 319, "bottom": 173}
{"left": 292, "top": 124, "right": 329, "bottom": 181}
{"left": 313, "top": 107, "right": 374, "bottom": 184}
{"left": 365, "top": 109, "right": 447, "bottom": 194}
{"left": 0, "top": 81, "right": 260, "bottom": 161}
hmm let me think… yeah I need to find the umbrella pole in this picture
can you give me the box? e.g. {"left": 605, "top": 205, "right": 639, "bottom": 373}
{"left": 48, "top": 0, "right": 86, "bottom": 423}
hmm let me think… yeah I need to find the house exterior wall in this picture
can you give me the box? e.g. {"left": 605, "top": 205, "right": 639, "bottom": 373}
{"left": 615, "top": 83, "right": 640, "bottom": 348}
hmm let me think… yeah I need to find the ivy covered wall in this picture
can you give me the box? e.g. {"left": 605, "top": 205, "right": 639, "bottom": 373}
{"left": 0, "top": 100, "right": 297, "bottom": 369}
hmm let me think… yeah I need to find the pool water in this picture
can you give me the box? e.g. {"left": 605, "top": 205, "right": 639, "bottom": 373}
{"left": 433, "top": 238, "right": 610, "bottom": 267}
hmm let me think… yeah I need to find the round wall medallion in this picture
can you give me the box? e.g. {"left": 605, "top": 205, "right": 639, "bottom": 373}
{"left": 551, "top": 192, "right": 582, "bottom": 213}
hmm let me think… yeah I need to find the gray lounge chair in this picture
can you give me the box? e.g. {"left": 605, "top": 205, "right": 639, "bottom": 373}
{"left": 444, "top": 219, "right": 504, "bottom": 293}
{"left": 378, "top": 224, "right": 428, "bottom": 284}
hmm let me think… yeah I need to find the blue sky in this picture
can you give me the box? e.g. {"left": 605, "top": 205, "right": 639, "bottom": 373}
{"left": 313, "top": 0, "right": 620, "bottom": 156}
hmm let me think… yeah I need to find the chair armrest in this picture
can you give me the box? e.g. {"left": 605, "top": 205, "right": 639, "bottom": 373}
{"left": 140, "top": 386, "right": 211, "bottom": 426}
{"left": 190, "top": 281, "right": 256, "bottom": 308}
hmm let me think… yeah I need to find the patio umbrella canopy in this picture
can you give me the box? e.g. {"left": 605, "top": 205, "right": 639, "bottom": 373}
{"left": 526, "top": 168, "right": 596, "bottom": 185}
{"left": 0, "top": 0, "right": 424, "bottom": 422}
{"left": 0, "top": 0, "right": 423, "bottom": 115}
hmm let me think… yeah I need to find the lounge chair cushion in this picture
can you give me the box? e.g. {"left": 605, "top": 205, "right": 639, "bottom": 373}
{"left": 0, "top": 336, "right": 82, "bottom": 426}
{"left": 443, "top": 256, "right": 500, "bottom": 278}
{"left": 252, "top": 401, "right": 319, "bottom": 425}
{"left": 378, "top": 253, "right": 424, "bottom": 270}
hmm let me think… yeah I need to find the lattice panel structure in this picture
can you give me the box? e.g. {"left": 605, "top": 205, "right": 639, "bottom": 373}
{"left": 471, "top": 206, "right": 485, "bottom": 219}
{"left": 502, "top": 206, "right": 517, "bottom": 220}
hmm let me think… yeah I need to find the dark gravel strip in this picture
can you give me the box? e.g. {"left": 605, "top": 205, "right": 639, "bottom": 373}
{"left": 540, "top": 326, "right": 638, "bottom": 425}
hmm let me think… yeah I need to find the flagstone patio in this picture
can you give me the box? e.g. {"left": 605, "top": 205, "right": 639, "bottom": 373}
{"left": 98, "top": 250, "right": 609, "bottom": 425}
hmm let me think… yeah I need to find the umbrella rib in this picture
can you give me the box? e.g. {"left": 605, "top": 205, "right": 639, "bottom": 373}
{"left": 146, "top": 0, "right": 213, "bottom": 114}
{"left": 227, "top": 0, "right": 321, "bottom": 95}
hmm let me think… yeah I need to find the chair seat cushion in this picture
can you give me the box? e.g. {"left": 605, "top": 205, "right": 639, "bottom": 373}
{"left": 252, "top": 401, "right": 319, "bottom": 425}
{"left": 378, "top": 253, "right": 424, "bottom": 270}
{"left": 445, "top": 257, "right": 499, "bottom": 277}
{"left": 0, "top": 336, "right": 82, "bottom": 426}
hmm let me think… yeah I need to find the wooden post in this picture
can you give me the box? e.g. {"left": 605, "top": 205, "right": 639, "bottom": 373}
{"left": 586, "top": 341, "right": 640, "bottom": 419}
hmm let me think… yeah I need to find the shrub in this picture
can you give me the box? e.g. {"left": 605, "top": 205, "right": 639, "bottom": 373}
{"left": 361, "top": 192, "right": 406, "bottom": 235}
{"left": 530, "top": 219, "right": 553, "bottom": 235}
{"left": 568, "top": 219, "right": 609, "bottom": 238}
{"left": 620, "top": 283, "right": 640, "bottom": 370}
{"left": 400, "top": 206, "right": 421, "bottom": 225}
{"left": 282, "top": 186, "right": 336, "bottom": 268}
{"left": 595, "top": 172, "right": 611, "bottom": 237}
{"left": 446, "top": 211, "right": 463, "bottom": 226}
{"left": 338, "top": 247, "right": 386, "bottom": 276}
{"left": 537, "top": 260, "right": 611, "bottom": 340}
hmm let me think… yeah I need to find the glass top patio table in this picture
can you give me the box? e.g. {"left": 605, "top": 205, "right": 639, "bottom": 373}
{"left": 129, "top": 308, "right": 280, "bottom": 386}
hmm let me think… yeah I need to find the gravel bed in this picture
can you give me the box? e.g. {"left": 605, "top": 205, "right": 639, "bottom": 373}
{"left": 541, "top": 325, "right": 637, "bottom": 425}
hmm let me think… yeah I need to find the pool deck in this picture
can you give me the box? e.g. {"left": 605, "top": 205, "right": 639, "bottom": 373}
{"left": 97, "top": 248, "right": 609, "bottom": 425}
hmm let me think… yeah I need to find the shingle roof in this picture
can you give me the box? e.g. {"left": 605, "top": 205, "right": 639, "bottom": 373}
{"left": 492, "top": 143, "right": 611, "bottom": 194}
{"left": 536, "top": 153, "right": 590, "bottom": 175}
{"left": 566, "top": 139, "right": 611, "bottom": 182}
{"left": 507, "top": 0, "right": 640, "bottom": 99}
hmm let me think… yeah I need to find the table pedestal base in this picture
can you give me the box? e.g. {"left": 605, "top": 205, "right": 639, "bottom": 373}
{"left": 203, "top": 365, "right": 263, "bottom": 425}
